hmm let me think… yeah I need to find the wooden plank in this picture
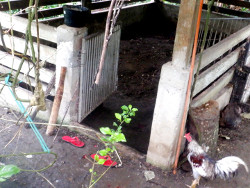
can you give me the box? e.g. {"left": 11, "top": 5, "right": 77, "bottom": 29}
{"left": 213, "top": 85, "right": 233, "bottom": 111}
{"left": 0, "top": 12, "right": 57, "bottom": 43}
{"left": 39, "top": 16, "right": 64, "bottom": 26}
{"left": 193, "top": 47, "right": 241, "bottom": 96}
{"left": 218, "top": 0, "right": 250, "bottom": 9}
{"left": 191, "top": 68, "right": 234, "bottom": 108}
{"left": 16, "top": 7, "right": 63, "bottom": 19}
{"left": 0, "top": 82, "right": 53, "bottom": 121}
{"left": 0, "top": 51, "right": 54, "bottom": 84}
{"left": 241, "top": 74, "right": 250, "bottom": 103}
{"left": 195, "top": 25, "right": 250, "bottom": 73}
{"left": 0, "top": 0, "right": 78, "bottom": 11}
{"left": 203, "top": 4, "right": 250, "bottom": 18}
{"left": 0, "top": 34, "right": 56, "bottom": 64}
{"left": 0, "top": 64, "right": 55, "bottom": 96}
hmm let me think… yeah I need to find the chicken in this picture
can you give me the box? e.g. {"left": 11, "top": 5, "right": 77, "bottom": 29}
{"left": 184, "top": 133, "right": 248, "bottom": 188}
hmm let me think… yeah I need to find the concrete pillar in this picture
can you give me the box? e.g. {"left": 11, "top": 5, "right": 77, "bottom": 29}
{"left": 56, "top": 25, "right": 88, "bottom": 123}
{"left": 146, "top": 0, "right": 201, "bottom": 169}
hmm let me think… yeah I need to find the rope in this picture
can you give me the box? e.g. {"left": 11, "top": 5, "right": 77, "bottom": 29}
{"left": 4, "top": 75, "right": 50, "bottom": 153}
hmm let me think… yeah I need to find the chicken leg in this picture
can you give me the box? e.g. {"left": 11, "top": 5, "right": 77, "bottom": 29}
{"left": 186, "top": 177, "right": 200, "bottom": 188}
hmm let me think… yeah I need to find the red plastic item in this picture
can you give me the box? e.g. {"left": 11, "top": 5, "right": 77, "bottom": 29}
{"left": 90, "top": 154, "right": 117, "bottom": 167}
{"left": 62, "top": 136, "right": 85, "bottom": 147}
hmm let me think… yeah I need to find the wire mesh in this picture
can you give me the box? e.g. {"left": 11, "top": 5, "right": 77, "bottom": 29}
{"left": 197, "top": 18, "right": 250, "bottom": 53}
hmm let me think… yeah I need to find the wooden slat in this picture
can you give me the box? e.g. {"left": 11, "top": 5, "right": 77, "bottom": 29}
{"left": 16, "top": 7, "right": 63, "bottom": 19}
{"left": 193, "top": 47, "right": 241, "bottom": 96}
{"left": 191, "top": 68, "right": 234, "bottom": 108}
{"left": 218, "top": 0, "right": 250, "bottom": 9}
{"left": 39, "top": 16, "right": 64, "bottom": 26}
{"left": 0, "top": 0, "right": 78, "bottom": 11}
{"left": 0, "top": 50, "right": 54, "bottom": 84}
{"left": 195, "top": 25, "right": 250, "bottom": 73}
{"left": 203, "top": 4, "right": 250, "bottom": 18}
{"left": 0, "top": 12, "right": 57, "bottom": 43}
{"left": 0, "top": 83, "right": 53, "bottom": 121}
{"left": 0, "top": 64, "right": 55, "bottom": 96}
{"left": 92, "top": 0, "right": 154, "bottom": 14}
{"left": 0, "top": 34, "right": 57, "bottom": 64}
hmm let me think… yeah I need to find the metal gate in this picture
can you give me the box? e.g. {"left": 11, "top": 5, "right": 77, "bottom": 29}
{"left": 78, "top": 25, "right": 121, "bottom": 122}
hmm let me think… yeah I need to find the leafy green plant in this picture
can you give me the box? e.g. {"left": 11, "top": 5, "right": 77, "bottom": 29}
{"left": 86, "top": 104, "right": 138, "bottom": 188}
{"left": 0, "top": 164, "right": 20, "bottom": 182}
{"left": 98, "top": 105, "right": 138, "bottom": 161}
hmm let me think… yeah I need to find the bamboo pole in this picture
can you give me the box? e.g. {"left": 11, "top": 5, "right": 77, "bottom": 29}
{"left": 46, "top": 67, "right": 67, "bottom": 135}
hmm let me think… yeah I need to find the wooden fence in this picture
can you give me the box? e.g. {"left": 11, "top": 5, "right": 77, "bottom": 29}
{"left": 191, "top": 24, "right": 250, "bottom": 109}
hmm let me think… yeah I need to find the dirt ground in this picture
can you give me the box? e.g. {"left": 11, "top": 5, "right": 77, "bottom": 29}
{"left": 0, "top": 31, "right": 250, "bottom": 188}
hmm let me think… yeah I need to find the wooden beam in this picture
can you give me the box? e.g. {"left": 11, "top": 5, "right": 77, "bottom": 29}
{"left": 0, "top": 34, "right": 57, "bottom": 64}
{"left": 0, "top": 0, "right": 78, "bottom": 11}
{"left": 39, "top": 16, "right": 64, "bottom": 26}
{"left": 218, "top": 0, "right": 250, "bottom": 9}
{"left": 0, "top": 12, "right": 57, "bottom": 43}
{"left": 16, "top": 7, "right": 63, "bottom": 19}
{"left": 0, "top": 64, "right": 55, "bottom": 96}
{"left": 0, "top": 82, "right": 53, "bottom": 121}
{"left": 0, "top": 50, "right": 54, "bottom": 84}
{"left": 203, "top": 4, "right": 250, "bottom": 18}
{"left": 195, "top": 25, "right": 250, "bottom": 73}
{"left": 193, "top": 47, "right": 241, "bottom": 96}
{"left": 191, "top": 68, "right": 234, "bottom": 108}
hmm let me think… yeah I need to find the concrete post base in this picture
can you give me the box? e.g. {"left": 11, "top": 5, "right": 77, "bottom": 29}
{"left": 56, "top": 25, "right": 88, "bottom": 123}
{"left": 146, "top": 63, "right": 189, "bottom": 169}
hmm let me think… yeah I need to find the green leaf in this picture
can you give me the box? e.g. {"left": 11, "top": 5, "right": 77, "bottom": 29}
{"left": 121, "top": 105, "right": 128, "bottom": 111}
{"left": 129, "top": 111, "right": 135, "bottom": 117}
{"left": 94, "top": 155, "right": 99, "bottom": 162}
{"left": 100, "top": 127, "right": 112, "bottom": 135}
{"left": 101, "top": 137, "right": 109, "bottom": 143}
{"left": 99, "top": 149, "right": 108, "bottom": 156}
{"left": 113, "top": 133, "right": 126, "bottom": 142}
{"left": 106, "top": 147, "right": 111, "bottom": 152}
{"left": 124, "top": 118, "right": 131, "bottom": 124}
{"left": 93, "top": 172, "right": 97, "bottom": 176}
{"left": 113, "top": 122, "right": 118, "bottom": 127}
{"left": 128, "top": 104, "right": 132, "bottom": 110}
{"left": 89, "top": 169, "right": 93, "bottom": 173}
{"left": 0, "top": 165, "right": 20, "bottom": 182}
{"left": 115, "top": 113, "right": 122, "bottom": 122}
{"left": 132, "top": 108, "right": 138, "bottom": 112}
{"left": 98, "top": 159, "right": 106, "bottom": 165}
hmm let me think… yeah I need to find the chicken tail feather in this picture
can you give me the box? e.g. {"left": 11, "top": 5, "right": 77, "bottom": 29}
{"left": 215, "top": 156, "right": 248, "bottom": 180}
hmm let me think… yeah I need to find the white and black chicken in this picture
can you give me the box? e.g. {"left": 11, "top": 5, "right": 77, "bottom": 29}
{"left": 185, "top": 133, "right": 248, "bottom": 188}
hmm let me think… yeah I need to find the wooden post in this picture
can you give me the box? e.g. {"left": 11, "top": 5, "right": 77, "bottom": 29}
{"left": 146, "top": 0, "right": 201, "bottom": 169}
{"left": 230, "top": 39, "right": 250, "bottom": 103}
{"left": 46, "top": 67, "right": 67, "bottom": 135}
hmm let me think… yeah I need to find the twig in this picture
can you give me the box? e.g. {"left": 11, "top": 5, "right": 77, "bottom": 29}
{"left": 52, "top": 81, "right": 79, "bottom": 143}
{"left": 36, "top": 171, "right": 56, "bottom": 188}
{"left": 0, "top": 117, "right": 96, "bottom": 132}
{"left": 94, "top": 0, "right": 125, "bottom": 84}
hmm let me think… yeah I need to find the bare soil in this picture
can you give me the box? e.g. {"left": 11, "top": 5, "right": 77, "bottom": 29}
{"left": 0, "top": 32, "right": 249, "bottom": 188}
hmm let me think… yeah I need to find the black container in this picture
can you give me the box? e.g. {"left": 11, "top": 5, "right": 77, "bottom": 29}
{"left": 63, "top": 5, "right": 90, "bottom": 28}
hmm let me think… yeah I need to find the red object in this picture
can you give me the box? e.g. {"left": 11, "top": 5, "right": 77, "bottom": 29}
{"left": 103, "top": 159, "right": 117, "bottom": 167}
{"left": 91, "top": 154, "right": 111, "bottom": 160}
{"left": 90, "top": 154, "right": 117, "bottom": 167}
{"left": 62, "top": 136, "right": 85, "bottom": 147}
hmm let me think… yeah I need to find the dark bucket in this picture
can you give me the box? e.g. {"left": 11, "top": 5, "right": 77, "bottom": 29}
{"left": 63, "top": 5, "right": 90, "bottom": 28}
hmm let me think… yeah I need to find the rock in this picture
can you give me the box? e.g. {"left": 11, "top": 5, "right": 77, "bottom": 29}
{"left": 144, "top": 170, "right": 155, "bottom": 181}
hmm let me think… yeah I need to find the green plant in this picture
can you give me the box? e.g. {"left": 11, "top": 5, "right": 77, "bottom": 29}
{"left": 98, "top": 104, "right": 138, "bottom": 161}
{"left": 87, "top": 104, "right": 138, "bottom": 188}
{"left": 0, "top": 164, "right": 20, "bottom": 182}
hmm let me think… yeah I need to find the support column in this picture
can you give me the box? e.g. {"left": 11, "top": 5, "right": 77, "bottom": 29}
{"left": 56, "top": 25, "right": 88, "bottom": 123}
{"left": 146, "top": 0, "right": 201, "bottom": 169}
